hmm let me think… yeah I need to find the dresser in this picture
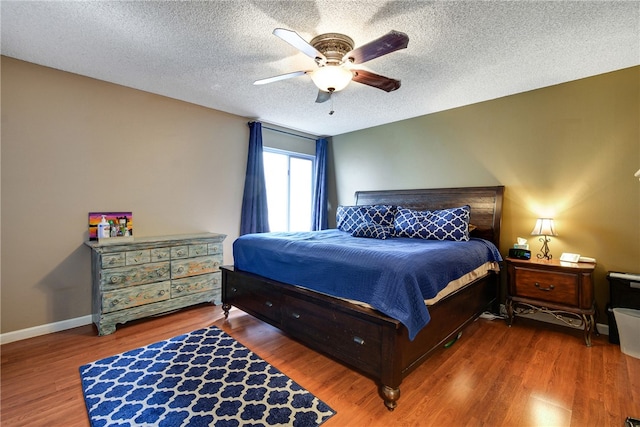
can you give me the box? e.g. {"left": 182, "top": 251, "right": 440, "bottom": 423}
{"left": 505, "top": 257, "right": 596, "bottom": 346}
{"left": 86, "top": 233, "right": 226, "bottom": 335}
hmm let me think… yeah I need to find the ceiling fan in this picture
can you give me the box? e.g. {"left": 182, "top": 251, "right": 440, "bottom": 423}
{"left": 254, "top": 28, "right": 409, "bottom": 103}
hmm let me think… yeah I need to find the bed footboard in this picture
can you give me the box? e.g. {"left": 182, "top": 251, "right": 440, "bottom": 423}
{"left": 221, "top": 265, "right": 499, "bottom": 410}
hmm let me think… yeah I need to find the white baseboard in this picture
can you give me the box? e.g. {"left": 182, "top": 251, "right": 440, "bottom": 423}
{"left": 0, "top": 309, "right": 610, "bottom": 345}
{"left": 0, "top": 315, "right": 93, "bottom": 345}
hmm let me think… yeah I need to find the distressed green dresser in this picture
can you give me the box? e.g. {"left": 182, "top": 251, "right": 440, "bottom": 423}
{"left": 85, "top": 233, "right": 226, "bottom": 335}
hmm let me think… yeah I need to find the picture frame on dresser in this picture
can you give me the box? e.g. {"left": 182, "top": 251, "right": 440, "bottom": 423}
{"left": 88, "top": 211, "right": 133, "bottom": 242}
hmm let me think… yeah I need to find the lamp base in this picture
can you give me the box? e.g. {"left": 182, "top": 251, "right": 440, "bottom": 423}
{"left": 536, "top": 236, "right": 552, "bottom": 260}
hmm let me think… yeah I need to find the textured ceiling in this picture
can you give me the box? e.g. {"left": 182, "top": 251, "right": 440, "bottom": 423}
{"left": 2, "top": 1, "right": 639, "bottom": 137}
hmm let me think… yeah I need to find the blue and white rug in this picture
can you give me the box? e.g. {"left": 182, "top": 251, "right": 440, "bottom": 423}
{"left": 79, "top": 326, "right": 336, "bottom": 427}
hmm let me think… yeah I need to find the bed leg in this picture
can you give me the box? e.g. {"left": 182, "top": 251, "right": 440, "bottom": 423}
{"left": 505, "top": 298, "right": 514, "bottom": 326}
{"left": 222, "top": 303, "right": 231, "bottom": 319}
{"left": 380, "top": 385, "right": 400, "bottom": 411}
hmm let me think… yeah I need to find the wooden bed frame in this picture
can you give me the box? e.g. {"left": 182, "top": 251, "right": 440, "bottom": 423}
{"left": 222, "top": 186, "right": 504, "bottom": 410}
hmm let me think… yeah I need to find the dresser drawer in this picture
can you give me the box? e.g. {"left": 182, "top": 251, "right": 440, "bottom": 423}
{"left": 102, "top": 281, "right": 171, "bottom": 313}
{"left": 151, "top": 247, "right": 171, "bottom": 262}
{"left": 188, "top": 244, "right": 209, "bottom": 257}
{"left": 171, "top": 272, "right": 220, "bottom": 297}
{"left": 171, "top": 246, "right": 189, "bottom": 259}
{"left": 513, "top": 267, "right": 579, "bottom": 306}
{"left": 126, "top": 249, "right": 151, "bottom": 265}
{"left": 101, "top": 261, "right": 171, "bottom": 290}
{"left": 102, "top": 252, "right": 125, "bottom": 268}
{"left": 282, "top": 295, "right": 383, "bottom": 374}
{"left": 171, "top": 255, "right": 222, "bottom": 279}
{"left": 208, "top": 243, "right": 223, "bottom": 255}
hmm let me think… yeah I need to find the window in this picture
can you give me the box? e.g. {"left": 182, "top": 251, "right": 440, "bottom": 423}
{"left": 263, "top": 148, "right": 314, "bottom": 232}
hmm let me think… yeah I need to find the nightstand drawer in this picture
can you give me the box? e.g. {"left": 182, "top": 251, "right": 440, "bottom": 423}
{"left": 513, "top": 268, "right": 579, "bottom": 306}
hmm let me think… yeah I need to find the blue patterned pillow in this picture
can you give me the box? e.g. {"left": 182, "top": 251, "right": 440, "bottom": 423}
{"left": 427, "top": 205, "right": 471, "bottom": 241}
{"left": 364, "top": 205, "right": 397, "bottom": 227}
{"left": 394, "top": 205, "right": 471, "bottom": 241}
{"left": 394, "top": 207, "right": 432, "bottom": 239}
{"left": 336, "top": 205, "right": 367, "bottom": 233}
{"left": 351, "top": 222, "right": 394, "bottom": 240}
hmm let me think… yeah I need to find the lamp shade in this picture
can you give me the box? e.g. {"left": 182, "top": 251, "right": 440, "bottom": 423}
{"left": 531, "top": 218, "right": 558, "bottom": 236}
{"left": 310, "top": 65, "right": 353, "bottom": 92}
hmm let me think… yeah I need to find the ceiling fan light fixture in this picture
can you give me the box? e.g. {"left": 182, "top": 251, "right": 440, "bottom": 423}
{"left": 311, "top": 65, "right": 353, "bottom": 92}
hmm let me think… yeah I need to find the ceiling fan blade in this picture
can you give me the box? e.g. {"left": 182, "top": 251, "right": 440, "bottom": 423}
{"left": 254, "top": 70, "right": 308, "bottom": 85}
{"left": 315, "top": 90, "right": 332, "bottom": 103}
{"left": 344, "top": 30, "right": 409, "bottom": 64}
{"left": 273, "top": 28, "right": 326, "bottom": 62}
{"left": 352, "top": 69, "right": 401, "bottom": 92}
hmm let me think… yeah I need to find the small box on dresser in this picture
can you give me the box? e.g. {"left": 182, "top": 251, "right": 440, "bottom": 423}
{"left": 86, "top": 233, "right": 226, "bottom": 335}
{"left": 505, "top": 257, "right": 596, "bottom": 346}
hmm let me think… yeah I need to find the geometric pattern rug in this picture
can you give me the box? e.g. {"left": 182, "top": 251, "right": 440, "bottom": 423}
{"left": 79, "top": 326, "right": 336, "bottom": 427}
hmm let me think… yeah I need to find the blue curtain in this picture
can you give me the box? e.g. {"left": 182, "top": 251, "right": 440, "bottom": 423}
{"left": 311, "top": 138, "right": 329, "bottom": 230}
{"left": 240, "top": 122, "right": 270, "bottom": 235}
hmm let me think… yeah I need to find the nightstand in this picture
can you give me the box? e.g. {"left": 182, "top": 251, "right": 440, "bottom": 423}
{"left": 505, "top": 257, "right": 597, "bottom": 346}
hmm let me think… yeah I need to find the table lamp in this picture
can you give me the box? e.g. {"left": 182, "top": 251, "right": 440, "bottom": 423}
{"left": 531, "top": 218, "right": 557, "bottom": 260}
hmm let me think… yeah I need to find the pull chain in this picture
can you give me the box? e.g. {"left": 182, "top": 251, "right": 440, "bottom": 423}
{"left": 329, "top": 92, "right": 335, "bottom": 115}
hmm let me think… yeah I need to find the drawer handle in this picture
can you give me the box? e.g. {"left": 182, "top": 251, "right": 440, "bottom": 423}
{"left": 159, "top": 290, "right": 166, "bottom": 296}
{"left": 353, "top": 336, "right": 365, "bottom": 345}
{"left": 110, "top": 276, "right": 121, "bottom": 284}
{"left": 265, "top": 301, "right": 273, "bottom": 307}
{"left": 111, "top": 299, "right": 120, "bottom": 306}
{"left": 535, "top": 282, "right": 555, "bottom": 291}
{"left": 231, "top": 287, "right": 237, "bottom": 293}
{"left": 177, "top": 285, "right": 184, "bottom": 292}
{"left": 291, "top": 312, "right": 300, "bottom": 319}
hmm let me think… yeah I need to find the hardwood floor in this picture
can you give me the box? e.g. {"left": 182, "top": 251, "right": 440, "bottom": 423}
{"left": 1, "top": 303, "right": 638, "bottom": 426}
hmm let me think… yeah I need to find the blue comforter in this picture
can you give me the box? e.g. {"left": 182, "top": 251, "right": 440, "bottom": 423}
{"left": 233, "top": 229, "right": 502, "bottom": 340}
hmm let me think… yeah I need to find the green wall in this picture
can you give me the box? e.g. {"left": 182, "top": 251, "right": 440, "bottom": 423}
{"left": 331, "top": 67, "right": 640, "bottom": 320}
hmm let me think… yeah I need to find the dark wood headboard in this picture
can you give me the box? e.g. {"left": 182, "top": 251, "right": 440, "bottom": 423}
{"left": 354, "top": 186, "right": 504, "bottom": 247}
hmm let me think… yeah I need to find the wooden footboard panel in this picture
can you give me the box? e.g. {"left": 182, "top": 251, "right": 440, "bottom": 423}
{"left": 397, "top": 271, "right": 498, "bottom": 378}
{"left": 222, "top": 266, "right": 400, "bottom": 378}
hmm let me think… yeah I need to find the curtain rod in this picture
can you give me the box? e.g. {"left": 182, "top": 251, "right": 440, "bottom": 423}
{"left": 262, "top": 125, "right": 317, "bottom": 141}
